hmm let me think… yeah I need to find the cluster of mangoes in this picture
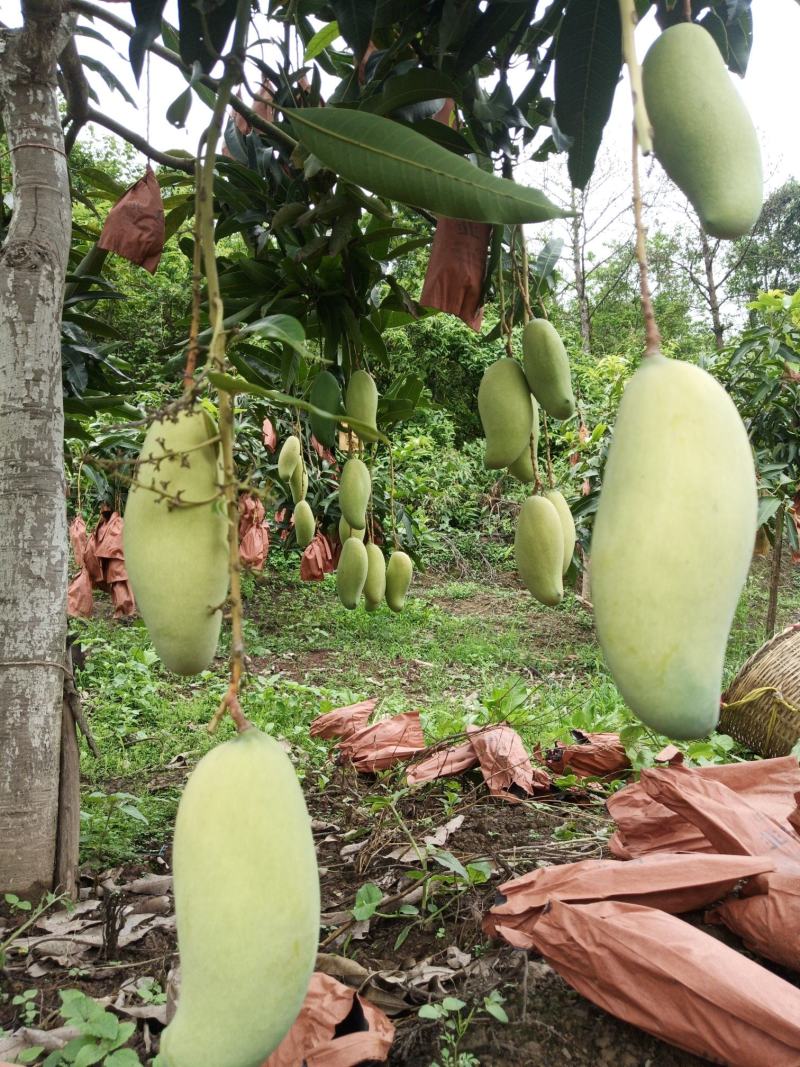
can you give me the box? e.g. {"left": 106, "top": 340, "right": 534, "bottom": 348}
{"left": 479, "top": 319, "right": 577, "bottom": 607}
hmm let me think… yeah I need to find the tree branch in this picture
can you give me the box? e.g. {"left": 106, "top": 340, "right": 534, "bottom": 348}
{"left": 58, "top": 36, "right": 90, "bottom": 154}
{"left": 85, "top": 107, "right": 194, "bottom": 172}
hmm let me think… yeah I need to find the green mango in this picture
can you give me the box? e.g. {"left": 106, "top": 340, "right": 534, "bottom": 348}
{"left": 124, "top": 410, "right": 228, "bottom": 675}
{"left": 386, "top": 551, "right": 413, "bottom": 613}
{"left": 345, "top": 370, "right": 379, "bottom": 441}
{"left": 507, "top": 402, "right": 540, "bottom": 483}
{"left": 591, "top": 353, "right": 757, "bottom": 739}
{"left": 478, "top": 358, "right": 534, "bottom": 470}
{"left": 521, "top": 320, "right": 575, "bottom": 420}
{"left": 338, "top": 516, "right": 366, "bottom": 542}
{"left": 339, "top": 457, "right": 371, "bottom": 530}
{"left": 337, "top": 537, "right": 369, "bottom": 609}
{"left": 310, "top": 370, "right": 343, "bottom": 447}
{"left": 294, "top": 500, "right": 315, "bottom": 549}
{"left": 544, "top": 489, "right": 576, "bottom": 576}
{"left": 290, "top": 456, "right": 308, "bottom": 503}
{"left": 158, "top": 727, "right": 319, "bottom": 1067}
{"left": 642, "top": 23, "right": 762, "bottom": 240}
{"left": 278, "top": 435, "right": 301, "bottom": 481}
{"left": 364, "top": 543, "right": 387, "bottom": 612}
{"left": 514, "top": 495, "right": 564, "bottom": 607}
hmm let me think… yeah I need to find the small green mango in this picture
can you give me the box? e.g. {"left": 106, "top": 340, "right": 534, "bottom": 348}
{"left": 507, "top": 402, "right": 540, "bottom": 483}
{"left": 337, "top": 537, "right": 369, "bottom": 609}
{"left": 386, "top": 551, "right": 413, "bottom": 613}
{"left": 364, "top": 543, "right": 387, "bottom": 612}
{"left": 478, "top": 358, "right": 534, "bottom": 470}
{"left": 521, "top": 320, "right": 575, "bottom": 420}
{"left": 278, "top": 435, "right": 301, "bottom": 481}
{"left": 642, "top": 23, "right": 762, "bottom": 239}
{"left": 544, "top": 489, "right": 576, "bottom": 576}
{"left": 338, "top": 516, "right": 366, "bottom": 542}
{"left": 290, "top": 456, "right": 308, "bottom": 503}
{"left": 590, "top": 353, "right": 757, "bottom": 739}
{"left": 124, "top": 410, "right": 228, "bottom": 675}
{"left": 345, "top": 370, "right": 379, "bottom": 441}
{"left": 339, "top": 457, "right": 371, "bottom": 530}
{"left": 310, "top": 371, "right": 343, "bottom": 447}
{"left": 158, "top": 727, "right": 319, "bottom": 1067}
{"left": 514, "top": 496, "right": 564, "bottom": 607}
{"left": 294, "top": 500, "right": 315, "bottom": 549}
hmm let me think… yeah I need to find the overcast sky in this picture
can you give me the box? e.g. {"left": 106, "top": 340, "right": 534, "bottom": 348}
{"left": 2, "top": 0, "right": 798, "bottom": 239}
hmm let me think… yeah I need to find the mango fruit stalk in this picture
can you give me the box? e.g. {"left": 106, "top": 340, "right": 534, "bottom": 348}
{"left": 124, "top": 409, "right": 228, "bottom": 675}
{"left": 478, "top": 358, "right": 534, "bottom": 469}
{"left": 337, "top": 537, "right": 369, "bottom": 609}
{"left": 514, "top": 495, "right": 564, "bottom": 607}
{"left": 339, "top": 457, "right": 371, "bottom": 530}
{"left": 590, "top": 353, "right": 757, "bottom": 739}
{"left": 522, "top": 319, "right": 576, "bottom": 420}
{"left": 345, "top": 369, "right": 379, "bottom": 441}
{"left": 158, "top": 727, "right": 319, "bottom": 1067}
{"left": 310, "top": 370, "right": 343, "bottom": 448}
{"left": 642, "top": 23, "right": 762, "bottom": 240}
{"left": 386, "top": 551, "right": 413, "bottom": 613}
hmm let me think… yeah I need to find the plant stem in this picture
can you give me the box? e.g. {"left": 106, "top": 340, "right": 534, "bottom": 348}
{"left": 631, "top": 126, "right": 661, "bottom": 357}
{"left": 618, "top": 0, "right": 653, "bottom": 155}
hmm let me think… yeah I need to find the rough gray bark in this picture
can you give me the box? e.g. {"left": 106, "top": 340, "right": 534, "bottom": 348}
{"left": 0, "top": 1, "right": 73, "bottom": 895}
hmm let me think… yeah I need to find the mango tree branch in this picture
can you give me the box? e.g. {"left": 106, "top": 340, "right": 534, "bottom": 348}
{"left": 69, "top": 0, "right": 297, "bottom": 151}
{"left": 631, "top": 127, "right": 661, "bottom": 357}
{"left": 618, "top": 0, "right": 653, "bottom": 155}
{"left": 84, "top": 107, "right": 194, "bottom": 172}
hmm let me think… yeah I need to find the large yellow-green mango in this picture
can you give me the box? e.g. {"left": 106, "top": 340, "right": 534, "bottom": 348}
{"left": 293, "top": 500, "right": 315, "bottom": 549}
{"left": 514, "top": 496, "right": 563, "bottom": 607}
{"left": 290, "top": 456, "right": 308, "bottom": 504}
{"left": 522, "top": 320, "right": 575, "bottom": 420}
{"left": 158, "top": 727, "right": 319, "bottom": 1067}
{"left": 507, "top": 402, "right": 540, "bottom": 483}
{"left": 590, "top": 354, "right": 757, "bottom": 739}
{"left": 277, "top": 435, "right": 301, "bottom": 481}
{"left": 338, "top": 516, "right": 366, "bottom": 542}
{"left": 386, "top": 551, "right": 413, "bottom": 613}
{"left": 478, "top": 358, "right": 534, "bottom": 469}
{"left": 310, "top": 370, "right": 343, "bottom": 447}
{"left": 642, "top": 23, "right": 762, "bottom": 240}
{"left": 339, "top": 457, "right": 371, "bottom": 530}
{"left": 124, "top": 410, "right": 228, "bottom": 675}
{"left": 345, "top": 370, "right": 379, "bottom": 441}
{"left": 544, "top": 489, "right": 576, "bottom": 576}
{"left": 337, "top": 537, "right": 368, "bottom": 609}
{"left": 364, "top": 543, "right": 386, "bottom": 612}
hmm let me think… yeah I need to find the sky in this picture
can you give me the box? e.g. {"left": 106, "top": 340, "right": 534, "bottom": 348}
{"left": 1, "top": 0, "right": 798, "bottom": 240}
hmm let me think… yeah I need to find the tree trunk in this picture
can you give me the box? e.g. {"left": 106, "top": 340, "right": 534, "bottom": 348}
{"left": 0, "top": 5, "right": 73, "bottom": 895}
{"left": 570, "top": 188, "right": 591, "bottom": 354}
{"left": 765, "top": 503, "right": 785, "bottom": 640}
{"left": 699, "top": 228, "right": 725, "bottom": 351}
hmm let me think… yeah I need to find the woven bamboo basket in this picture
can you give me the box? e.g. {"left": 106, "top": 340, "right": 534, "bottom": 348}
{"left": 719, "top": 622, "right": 800, "bottom": 758}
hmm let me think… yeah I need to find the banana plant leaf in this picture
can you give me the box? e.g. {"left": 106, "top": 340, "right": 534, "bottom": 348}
{"left": 287, "top": 107, "right": 571, "bottom": 225}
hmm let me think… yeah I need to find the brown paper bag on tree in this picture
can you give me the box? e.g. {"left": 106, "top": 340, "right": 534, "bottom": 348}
{"left": 98, "top": 167, "right": 165, "bottom": 274}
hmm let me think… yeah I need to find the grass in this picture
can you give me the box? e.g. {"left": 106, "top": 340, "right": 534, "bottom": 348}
{"left": 71, "top": 554, "right": 800, "bottom": 867}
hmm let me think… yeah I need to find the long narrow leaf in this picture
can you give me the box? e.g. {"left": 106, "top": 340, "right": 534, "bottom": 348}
{"left": 287, "top": 108, "right": 571, "bottom": 225}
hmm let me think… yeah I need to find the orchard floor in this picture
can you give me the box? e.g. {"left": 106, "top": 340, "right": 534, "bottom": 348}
{"left": 3, "top": 557, "right": 800, "bottom": 1066}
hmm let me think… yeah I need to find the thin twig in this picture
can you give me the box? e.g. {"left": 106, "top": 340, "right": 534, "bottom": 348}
{"left": 631, "top": 127, "right": 661, "bottom": 356}
{"left": 618, "top": 0, "right": 653, "bottom": 155}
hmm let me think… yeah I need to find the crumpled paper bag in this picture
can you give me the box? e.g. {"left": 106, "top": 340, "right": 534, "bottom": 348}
{"left": 467, "top": 724, "right": 551, "bottom": 802}
{"left": 98, "top": 167, "right": 165, "bottom": 273}
{"left": 67, "top": 510, "right": 135, "bottom": 619}
{"left": 310, "top": 700, "right": 377, "bottom": 741}
{"left": 789, "top": 791, "right": 800, "bottom": 835}
{"left": 68, "top": 515, "right": 88, "bottom": 569}
{"left": 407, "top": 740, "right": 478, "bottom": 785}
{"left": 607, "top": 755, "right": 800, "bottom": 859}
{"left": 300, "top": 533, "right": 337, "bottom": 581}
{"left": 337, "top": 711, "right": 426, "bottom": 772}
{"left": 239, "top": 493, "right": 270, "bottom": 571}
{"left": 530, "top": 899, "right": 800, "bottom": 1066}
{"left": 484, "top": 852, "right": 774, "bottom": 947}
{"left": 263, "top": 972, "right": 394, "bottom": 1067}
{"left": 539, "top": 730, "right": 629, "bottom": 780}
{"left": 708, "top": 871, "right": 800, "bottom": 973}
{"left": 419, "top": 218, "right": 492, "bottom": 331}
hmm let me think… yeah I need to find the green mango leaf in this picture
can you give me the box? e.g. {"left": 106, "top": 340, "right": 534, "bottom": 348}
{"left": 208, "top": 373, "right": 390, "bottom": 444}
{"left": 304, "top": 20, "right": 340, "bottom": 60}
{"left": 130, "top": 0, "right": 168, "bottom": 83}
{"left": 330, "top": 0, "right": 374, "bottom": 59}
{"left": 237, "top": 314, "right": 312, "bottom": 358}
{"left": 554, "top": 0, "right": 622, "bottom": 190}
{"left": 365, "top": 69, "right": 460, "bottom": 117}
{"left": 286, "top": 108, "right": 571, "bottom": 225}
